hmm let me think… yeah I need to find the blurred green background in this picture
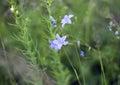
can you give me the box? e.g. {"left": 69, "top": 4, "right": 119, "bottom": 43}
{"left": 0, "top": 0, "right": 120, "bottom": 85}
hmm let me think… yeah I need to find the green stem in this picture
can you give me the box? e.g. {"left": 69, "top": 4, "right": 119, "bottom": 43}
{"left": 75, "top": 45, "right": 86, "bottom": 85}
{"left": 64, "top": 49, "right": 81, "bottom": 85}
{"left": 98, "top": 51, "right": 107, "bottom": 85}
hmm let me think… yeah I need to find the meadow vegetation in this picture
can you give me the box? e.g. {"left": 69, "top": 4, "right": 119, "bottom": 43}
{"left": 0, "top": 0, "right": 120, "bottom": 85}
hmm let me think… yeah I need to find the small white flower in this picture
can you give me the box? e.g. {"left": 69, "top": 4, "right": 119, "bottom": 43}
{"left": 10, "top": 5, "right": 14, "bottom": 12}
{"left": 15, "top": 10, "right": 19, "bottom": 15}
{"left": 109, "top": 21, "right": 113, "bottom": 26}
{"left": 77, "top": 40, "right": 80, "bottom": 47}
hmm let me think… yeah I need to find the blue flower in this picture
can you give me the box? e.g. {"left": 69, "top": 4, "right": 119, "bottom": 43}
{"left": 80, "top": 50, "right": 85, "bottom": 57}
{"left": 49, "top": 40, "right": 62, "bottom": 51}
{"left": 49, "top": 34, "right": 68, "bottom": 51}
{"left": 115, "top": 31, "right": 119, "bottom": 36}
{"left": 106, "top": 25, "right": 111, "bottom": 31}
{"left": 61, "top": 14, "right": 74, "bottom": 28}
{"left": 56, "top": 34, "right": 68, "bottom": 45}
{"left": 50, "top": 16, "right": 56, "bottom": 27}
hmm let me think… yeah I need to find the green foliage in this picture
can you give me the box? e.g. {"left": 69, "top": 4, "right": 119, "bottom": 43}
{"left": 0, "top": 0, "right": 120, "bottom": 85}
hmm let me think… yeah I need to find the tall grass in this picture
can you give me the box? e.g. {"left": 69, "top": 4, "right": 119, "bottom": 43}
{"left": 0, "top": 0, "right": 120, "bottom": 85}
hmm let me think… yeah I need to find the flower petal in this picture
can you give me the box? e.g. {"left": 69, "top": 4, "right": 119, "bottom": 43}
{"left": 63, "top": 41, "right": 68, "bottom": 45}
{"left": 61, "top": 36, "right": 67, "bottom": 41}
{"left": 50, "top": 16, "right": 55, "bottom": 22}
{"left": 56, "top": 34, "right": 61, "bottom": 40}
{"left": 69, "top": 14, "right": 74, "bottom": 18}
